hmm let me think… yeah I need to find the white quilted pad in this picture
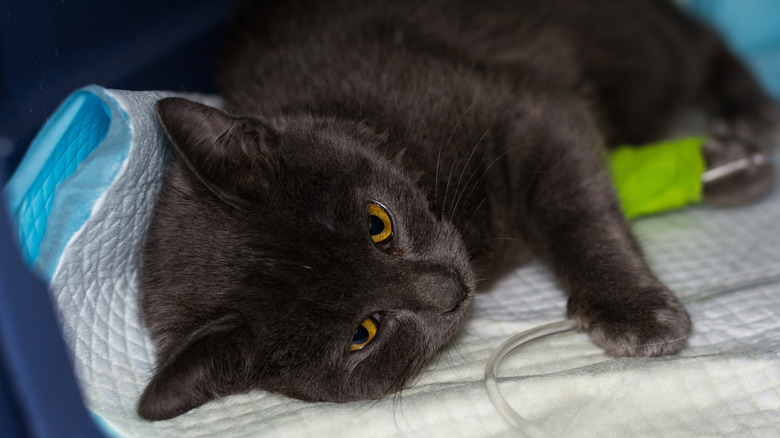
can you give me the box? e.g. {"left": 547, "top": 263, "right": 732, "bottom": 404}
{"left": 38, "top": 88, "right": 780, "bottom": 437}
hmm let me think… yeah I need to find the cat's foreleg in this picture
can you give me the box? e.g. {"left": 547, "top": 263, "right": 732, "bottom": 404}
{"left": 504, "top": 100, "right": 692, "bottom": 357}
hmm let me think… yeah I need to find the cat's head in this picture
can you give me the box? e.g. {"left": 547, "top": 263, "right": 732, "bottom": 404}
{"left": 137, "top": 98, "right": 475, "bottom": 421}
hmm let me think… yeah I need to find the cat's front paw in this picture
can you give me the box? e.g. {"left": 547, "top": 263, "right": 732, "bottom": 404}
{"left": 567, "top": 288, "right": 692, "bottom": 357}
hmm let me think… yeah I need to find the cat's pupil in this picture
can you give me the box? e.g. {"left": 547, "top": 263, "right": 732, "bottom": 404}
{"left": 369, "top": 215, "right": 384, "bottom": 236}
{"left": 353, "top": 325, "right": 369, "bottom": 344}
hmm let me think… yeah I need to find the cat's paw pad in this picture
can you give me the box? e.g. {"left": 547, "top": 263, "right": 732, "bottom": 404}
{"left": 568, "top": 291, "right": 692, "bottom": 357}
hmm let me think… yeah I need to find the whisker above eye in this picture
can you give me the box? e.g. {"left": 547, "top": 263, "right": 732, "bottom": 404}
{"left": 448, "top": 107, "right": 511, "bottom": 221}
{"left": 452, "top": 141, "right": 528, "bottom": 240}
{"left": 437, "top": 101, "right": 475, "bottom": 217}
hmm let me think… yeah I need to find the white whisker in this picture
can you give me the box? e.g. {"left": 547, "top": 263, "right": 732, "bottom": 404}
{"left": 461, "top": 196, "right": 488, "bottom": 236}
{"left": 438, "top": 103, "right": 474, "bottom": 217}
{"left": 448, "top": 108, "right": 511, "bottom": 221}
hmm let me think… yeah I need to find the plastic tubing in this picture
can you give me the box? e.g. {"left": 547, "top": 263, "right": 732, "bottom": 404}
{"left": 483, "top": 270, "right": 780, "bottom": 435}
{"left": 484, "top": 319, "right": 578, "bottom": 437}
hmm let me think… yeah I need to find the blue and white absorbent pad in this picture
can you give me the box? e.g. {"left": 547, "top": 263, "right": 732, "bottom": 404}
{"left": 5, "top": 85, "right": 780, "bottom": 437}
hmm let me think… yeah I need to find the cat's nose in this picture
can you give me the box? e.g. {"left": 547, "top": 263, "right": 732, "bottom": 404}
{"left": 411, "top": 270, "right": 466, "bottom": 313}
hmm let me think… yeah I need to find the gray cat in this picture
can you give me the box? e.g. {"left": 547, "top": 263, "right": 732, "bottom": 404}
{"left": 137, "top": 0, "right": 777, "bottom": 420}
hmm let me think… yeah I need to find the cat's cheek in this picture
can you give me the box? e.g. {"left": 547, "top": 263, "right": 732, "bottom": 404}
{"left": 337, "top": 300, "right": 475, "bottom": 399}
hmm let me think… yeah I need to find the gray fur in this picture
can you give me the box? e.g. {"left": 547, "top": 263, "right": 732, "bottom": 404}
{"left": 137, "top": 0, "right": 777, "bottom": 421}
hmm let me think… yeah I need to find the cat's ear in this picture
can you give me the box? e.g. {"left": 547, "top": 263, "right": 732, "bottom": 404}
{"left": 155, "top": 97, "right": 279, "bottom": 208}
{"left": 137, "top": 315, "right": 247, "bottom": 421}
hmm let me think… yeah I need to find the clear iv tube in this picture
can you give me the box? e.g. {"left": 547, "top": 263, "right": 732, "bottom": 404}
{"left": 484, "top": 319, "right": 578, "bottom": 437}
{"left": 484, "top": 271, "right": 780, "bottom": 436}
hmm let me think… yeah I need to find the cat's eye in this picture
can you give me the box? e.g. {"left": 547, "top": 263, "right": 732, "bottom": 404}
{"left": 350, "top": 313, "right": 380, "bottom": 352}
{"left": 367, "top": 202, "right": 393, "bottom": 245}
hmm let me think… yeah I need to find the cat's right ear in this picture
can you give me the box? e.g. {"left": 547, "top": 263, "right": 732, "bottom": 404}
{"left": 155, "top": 97, "right": 279, "bottom": 209}
{"left": 137, "top": 315, "right": 247, "bottom": 421}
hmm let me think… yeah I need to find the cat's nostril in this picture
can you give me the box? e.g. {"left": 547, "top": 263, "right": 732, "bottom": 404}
{"left": 411, "top": 270, "right": 467, "bottom": 313}
{"left": 455, "top": 271, "right": 469, "bottom": 298}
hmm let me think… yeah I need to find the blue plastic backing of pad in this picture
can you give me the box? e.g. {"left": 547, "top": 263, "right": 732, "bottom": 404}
{"left": 687, "top": 0, "right": 780, "bottom": 99}
{"left": 3, "top": 86, "right": 130, "bottom": 280}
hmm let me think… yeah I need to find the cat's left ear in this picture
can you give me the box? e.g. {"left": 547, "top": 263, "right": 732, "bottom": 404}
{"left": 155, "top": 97, "right": 279, "bottom": 208}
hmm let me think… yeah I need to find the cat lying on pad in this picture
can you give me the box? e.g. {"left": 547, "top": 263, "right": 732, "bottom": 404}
{"left": 137, "top": 0, "right": 778, "bottom": 420}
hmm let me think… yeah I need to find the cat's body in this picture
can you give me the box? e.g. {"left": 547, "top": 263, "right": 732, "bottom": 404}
{"left": 137, "top": 0, "right": 777, "bottom": 421}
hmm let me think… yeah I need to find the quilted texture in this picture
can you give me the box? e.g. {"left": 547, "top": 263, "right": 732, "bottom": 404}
{"left": 26, "top": 88, "right": 780, "bottom": 437}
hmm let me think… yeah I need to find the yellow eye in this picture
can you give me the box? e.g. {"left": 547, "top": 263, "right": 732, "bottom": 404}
{"left": 367, "top": 203, "right": 393, "bottom": 244}
{"left": 350, "top": 314, "right": 379, "bottom": 352}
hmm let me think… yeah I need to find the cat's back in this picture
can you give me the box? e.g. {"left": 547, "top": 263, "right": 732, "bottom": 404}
{"left": 215, "top": 0, "right": 711, "bottom": 274}
{"left": 218, "top": 0, "right": 706, "bottom": 139}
